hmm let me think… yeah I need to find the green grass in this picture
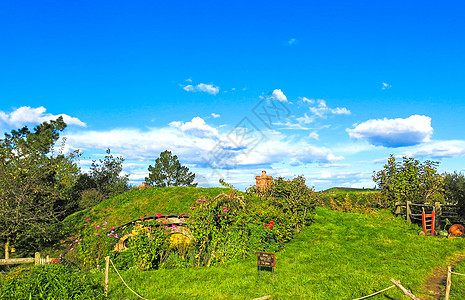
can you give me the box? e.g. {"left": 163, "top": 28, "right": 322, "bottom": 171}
{"left": 88, "top": 207, "right": 465, "bottom": 299}
{"left": 322, "top": 187, "right": 379, "bottom": 194}
{"left": 448, "top": 258, "right": 465, "bottom": 299}
{"left": 63, "top": 187, "right": 233, "bottom": 232}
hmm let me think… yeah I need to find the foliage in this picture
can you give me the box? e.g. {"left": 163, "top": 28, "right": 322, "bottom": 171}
{"left": 373, "top": 155, "right": 444, "bottom": 208}
{"left": 253, "top": 175, "right": 319, "bottom": 232}
{"left": 443, "top": 172, "right": 465, "bottom": 217}
{"left": 65, "top": 219, "right": 119, "bottom": 270}
{"left": 0, "top": 264, "right": 105, "bottom": 299}
{"left": 319, "top": 191, "right": 384, "bottom": 213}
{"left": 0, "top": 117, "right": 80, "bottom": 254}
{"left": 78, "top": 189, "right": 106, "bottom": 210}
{"left": 145, "top": 150, "right": 197, "bottom": 187}
{"left": 88, "top": 148, "right": 130, "bottom": 199}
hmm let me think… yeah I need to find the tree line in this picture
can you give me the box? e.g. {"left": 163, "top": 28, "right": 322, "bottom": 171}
{"left": 0, "top": 118, "right": 196, "bottom": 256}
{"left": 373, "top": 154, "right": 465, "bottom": 213}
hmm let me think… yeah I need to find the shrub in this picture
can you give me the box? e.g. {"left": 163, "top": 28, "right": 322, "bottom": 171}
{"left": 319, "top": 191, "right": 384, "bottom": 213}
{"left": 79, "top": 189, "right": 106, "bottom": 210}
{"left": 0, "top": 264, "right": 105, "bottom": 300}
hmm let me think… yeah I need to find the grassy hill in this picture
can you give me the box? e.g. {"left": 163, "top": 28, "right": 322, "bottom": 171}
{"left": 322, "top": 187, "right": 379, "bottom": 194}
{"left": 63, "top": 186, "right": 233, "bottom": 232}
{"left": 92, "top": 207, "right": 465, "bottom": 299}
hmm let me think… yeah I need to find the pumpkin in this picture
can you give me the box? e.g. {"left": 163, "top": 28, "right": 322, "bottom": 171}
{"left": 449, "top": 224, "right": 464, "bottom": 235}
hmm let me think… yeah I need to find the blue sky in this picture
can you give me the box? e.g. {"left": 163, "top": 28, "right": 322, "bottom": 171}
{"left": 1, "top": 0, "right": 464, "bottom": 191}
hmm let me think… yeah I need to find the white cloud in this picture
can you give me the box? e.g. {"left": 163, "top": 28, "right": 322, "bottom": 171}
{"left": 183, "top": 85, "right": 194, "bottom": 92}
{"left": 271, "top": 89, "right": 287, "bottom": 102}
{"left": 0, "top": 106, "right": 86, "bottom": 128}
{"left": 197, "top": 83, "right": 220, "bottom": 95}
{"left": 381, "top": 82, "right": 391, "bottom": 90}
{"left": 296, "top": 113, "right": 314, "bottom": 124}
{"left": 309, "top": 99, "right": 350, "bottom": 118}
{"left": 308, "top": 132, "right": 319, "bottom": 140}
{"left": 211, "top": 113, "right": 220, "bottom": 118}
{"left": 289, "top": 158, "right": 301, "bottom": 166}
{"left": 288, "top": 38, "right": 297, "bottom": 45}
{"left": 186, "top": 78, "right": 192, "bottom": 82}
{"left": 181, "top": 82, "right": 220, "bottom": 95}
{"left": 347, "top": 115, "right": 433, "bottom": 147}
{"left": 300, "top": 97, "right": 314, "bottom": 104}
{"left": 404, "top": 140, "right": 465, "bottom": 159}
{"left": 169, "top": 117, "right": 220, "bottom": 140}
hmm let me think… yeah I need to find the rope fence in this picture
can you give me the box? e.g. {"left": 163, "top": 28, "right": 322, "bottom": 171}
{"left": 445, "top": 266, "right": 465, "bottom": 300}
{"left": 351, "top": 285, "right": 395, "bottom": 300}
{"left": 104, "top": 256, "right": 154, "bottom": 300}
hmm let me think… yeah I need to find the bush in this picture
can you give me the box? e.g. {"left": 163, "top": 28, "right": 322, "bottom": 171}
{"left": 444, "top": 172, "right": 465, "bottom": 217}
{"left": 319, "top": 191, "right": 384, "bottom": 212}
{"left": 79, "top": 189, "right": 106, "bottom": 210}
{"left": 0, "top": 264, "right": 105, "bottom": 299}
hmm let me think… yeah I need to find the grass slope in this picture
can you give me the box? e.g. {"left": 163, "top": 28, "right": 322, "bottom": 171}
{"left": 64, "top": 187, "right": 232, "bottom": 232}
{"left": 95, "top": 207, "right": 465, "bottom": 299}
{"left": 323, "top": 187, "right": 378, "bottom": 194}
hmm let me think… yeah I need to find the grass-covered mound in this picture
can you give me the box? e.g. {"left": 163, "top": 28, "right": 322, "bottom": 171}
{"left": 322, "top": 187, "right": 378, "bottom": 193}
{"left": 63, "top": 186, "right": 233, "bottom": 232}
{"left": 96, "top": 207, "right": 465, "bottom": 299}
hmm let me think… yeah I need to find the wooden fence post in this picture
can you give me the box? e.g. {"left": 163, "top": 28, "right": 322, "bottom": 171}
{"left": 34, "top": 252, "right": 40, "bottom": 265}
{"left": 406, "top": 201, "right": 412, "bottom": 223}
{"left": 104, "top": 256, "right": 110, "bottom": 297}
{"left": 435, "top": 202, "right": 441, "bottom": 230}
{"left": 445, "top": 266, "right": 452, "bottom": 300}
{"left": 5, "top": 239, "right": 9, "bottom": 260}
{"left": 395, "top": 203, "right": 401, "bottom": 216}
{"left": 390, "top": 279, "right": 420, "bottom": 300}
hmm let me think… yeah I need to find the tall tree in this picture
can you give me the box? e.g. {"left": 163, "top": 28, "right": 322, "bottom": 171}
{"left": 145, "top": 150, "right": 197, "bottom": 187}
{"left": 373, "top": 155, "right": 444, "bottom": 207}
{"left": 443, "top": 172, "right": 465, "bottom": 216}
{"left": 0, "top": 117, "right": 80, "bottom": 255}
{"left": 88, "top": 148, "right": 130, "bottom": 198}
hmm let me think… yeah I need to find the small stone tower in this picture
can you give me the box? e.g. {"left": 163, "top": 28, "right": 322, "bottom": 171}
{"left": 255, "top": 171, "right": 272, "bottom": 191}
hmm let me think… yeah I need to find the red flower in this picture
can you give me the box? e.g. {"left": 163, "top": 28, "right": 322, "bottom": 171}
{"left": 270, "top": 221, "right": 274, "bottom": 225}
{"left": 269, "top": 225, "right": 273, "bottom": 229}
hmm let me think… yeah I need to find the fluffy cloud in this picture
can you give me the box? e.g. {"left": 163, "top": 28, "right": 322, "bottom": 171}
{"left": 288, "top": 38, "right": 297, "bottom": 45}
{"left": 170, "top": 117, "right": 220, "bottom": 140}
{"left": 381, "top": 82, "right": 391, "bottom": 90}
{"left": 271, "top": 89, "right": 287, "bottom": 102}
{"left": 308, "top": 132, "right": 319, "bottom": 140}
{"left": 0, "top": 106, "right": 86, "bottom": 128}
{"left": 211, "top": 113, "right": 220, "bottom": 118}
{"left": 309, "top": 100, "right": 350, "bottom": 117}
{"left": 65, "top": 117, "right": 343, "bottom": 175}
{"left": 181, "top": 83, "right": 220, "bottom": 95}
{"left": 403, "top": 140, "right": 465, "bottom": 159}
{"left": 347, "top": 115, "right": 433, "bottom": 147}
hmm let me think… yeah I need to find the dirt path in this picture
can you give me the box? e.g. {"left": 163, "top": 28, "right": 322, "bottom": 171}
{"left": 419, "top": 252, "right": 465, "bottom": 299}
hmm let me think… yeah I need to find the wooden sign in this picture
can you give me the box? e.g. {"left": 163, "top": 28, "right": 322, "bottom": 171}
{"left": 257, "top": 252, "right": 275, "bottom": 267}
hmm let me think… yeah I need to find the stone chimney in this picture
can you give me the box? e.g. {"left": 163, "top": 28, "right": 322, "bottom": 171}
{"left": 255, "top": 171, "right": 272, "bottom": 191}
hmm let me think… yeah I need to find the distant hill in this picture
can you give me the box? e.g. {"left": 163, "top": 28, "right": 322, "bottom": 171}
{"left": 63, "top": 186, "right": 233, "bottom": 233}
{"left": 322, "top": 187, "right": 379, "bottom": 194}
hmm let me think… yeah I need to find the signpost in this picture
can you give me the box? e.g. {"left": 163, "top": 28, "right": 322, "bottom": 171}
{"left": 257, "top": 252, "right": 275, "bottom": 278}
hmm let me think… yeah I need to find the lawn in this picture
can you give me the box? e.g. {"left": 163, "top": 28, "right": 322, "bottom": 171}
{"left": 93, "top": 207, "right": 465, "bottom": 299}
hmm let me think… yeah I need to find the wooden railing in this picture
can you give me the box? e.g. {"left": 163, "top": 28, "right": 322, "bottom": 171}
{"left": 0, "top": 252, "right": 56, "bottom": 266}
{"left": 395, "top": 201, "right": 462, "bottom": 228}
